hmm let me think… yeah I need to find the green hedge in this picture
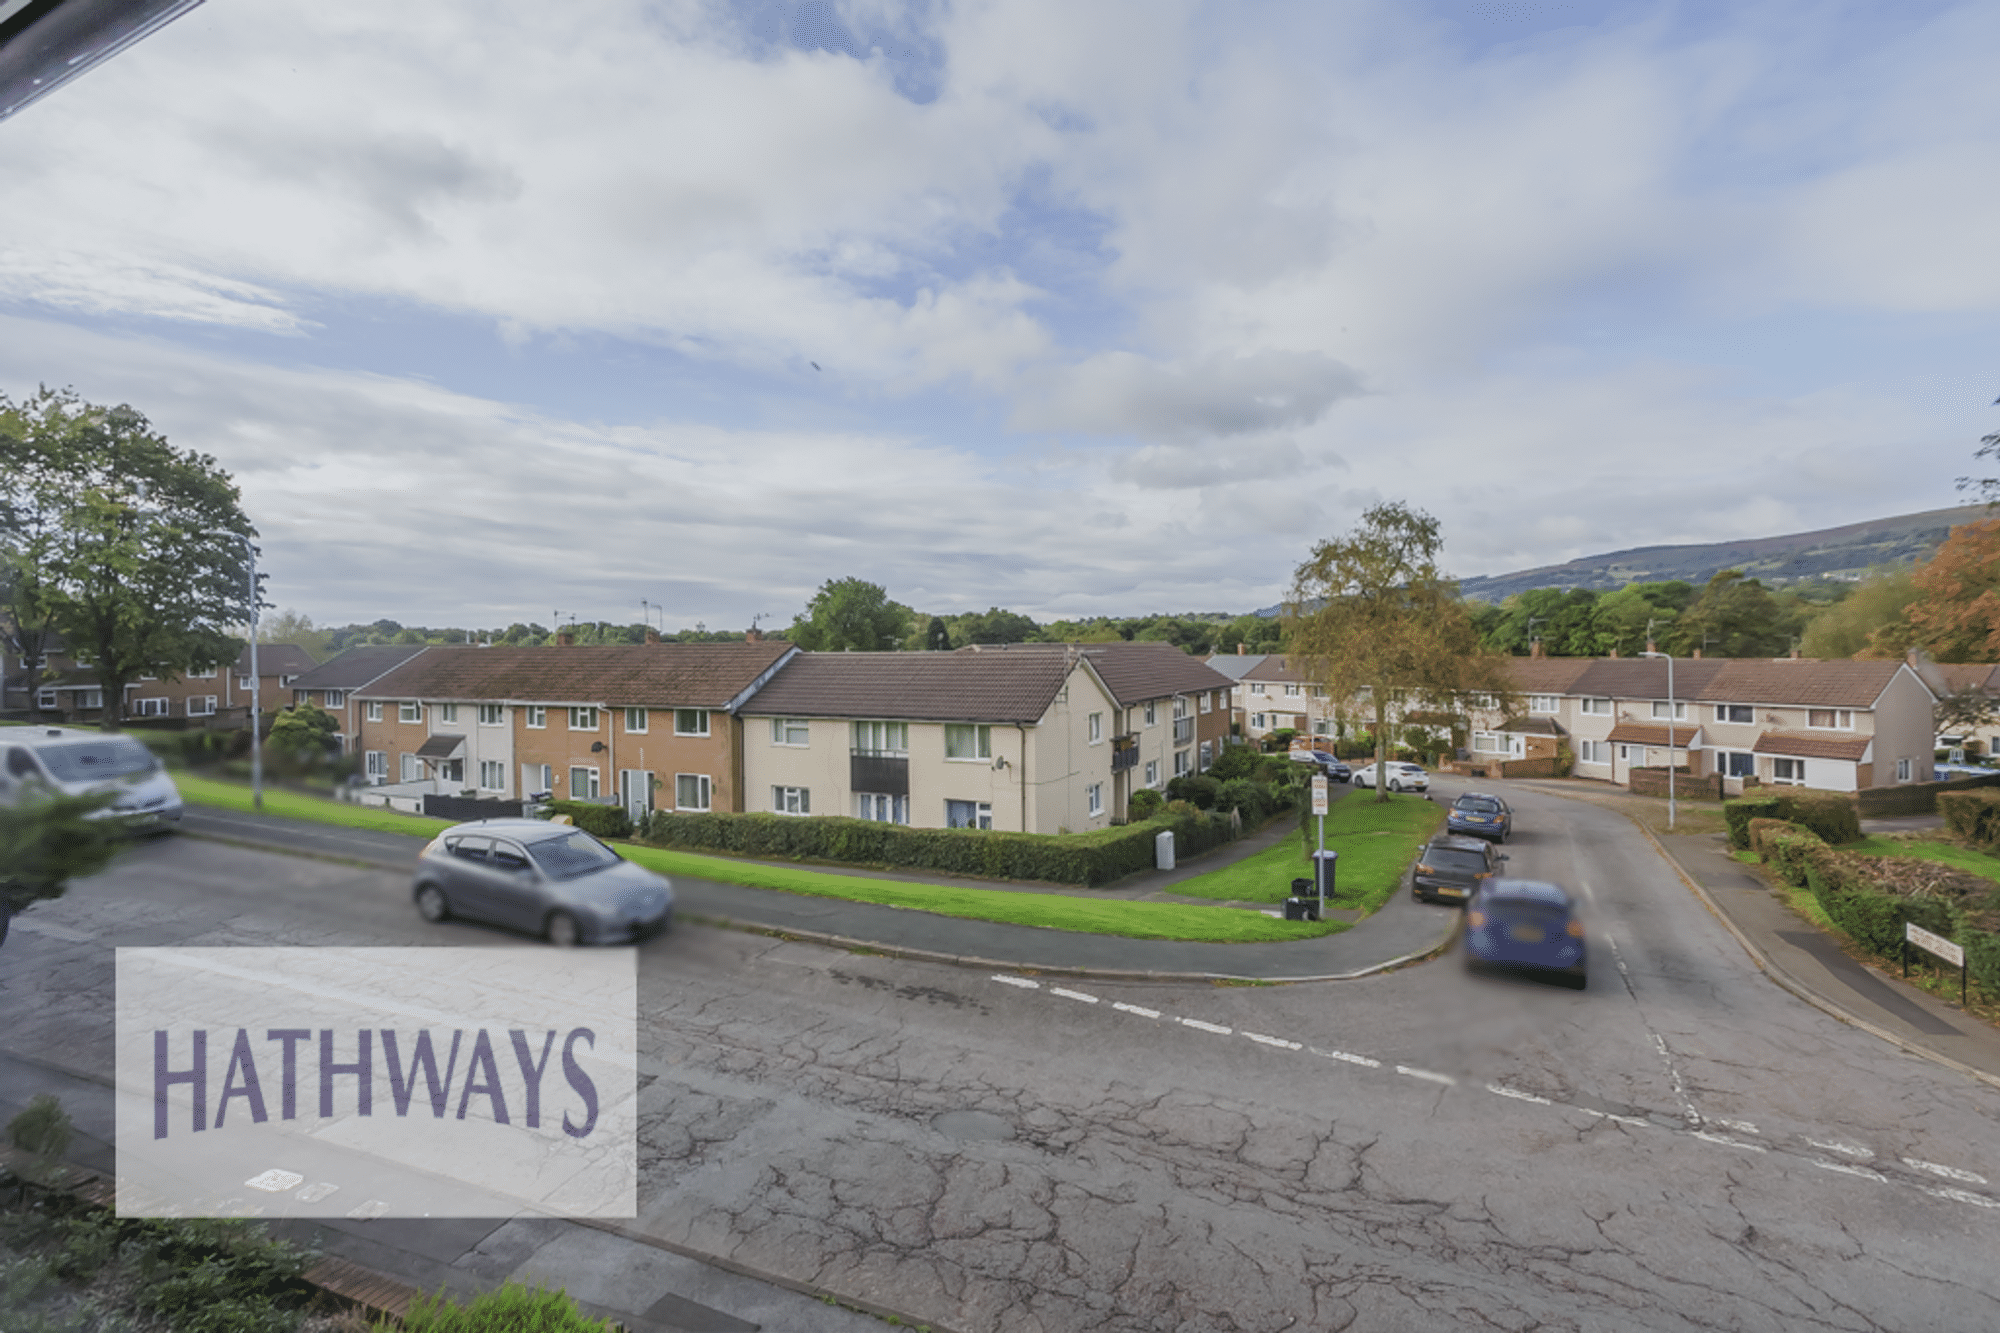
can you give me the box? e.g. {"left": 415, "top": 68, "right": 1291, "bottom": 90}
{"left": 1724, "top": 797, "right": 1783, "bottom": 848}
{"left": 545, "top": 801, "right": 633, "bottom": 839}
{"left": 1938, "top": 788, "right": 2000, "bottom": 847}
{"left": 1966, "top": 930, "right": 2000, "bottom": 1003}
{"left": 1745, "top": 817, "right": 1799, "bottom": 861}
{"left": 1767, "top": 831, "right": 1828, "bottom": 888}
{"left": 640, "top": 807, "right": 1237, "bottom": 886}
{"left": 1804, "top": 855, "right": 1956, "bottom": 957}
{"left": 1725, "top": 791, "right": 1859, "bottom": 849}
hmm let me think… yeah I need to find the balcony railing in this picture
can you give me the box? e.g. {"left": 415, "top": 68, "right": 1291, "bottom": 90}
{"left": 1172, "top": 718, "right": 1195, "bottom": 746}
{"left": 1111, "top": 734, "right": 1139, "bottom": 772}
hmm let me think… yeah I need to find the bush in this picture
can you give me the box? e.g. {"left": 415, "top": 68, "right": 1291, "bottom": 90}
{"left": 642, "top": 807, "right": 1238, "bottom": 886}
{"left": 1128, "top": 788, "right": 1165, "bottom": 821}
{"left": 1938, "top": 788, "right": 2000, "bottom": 846}
{"left": 545, "top": 801, "right": 632, "bottom": 839}
{"left": 1165, "top": 774, "right": 1219, "bottom": 809}
{"left": 1787, "top": 793, "right": 1861, "bottom": 847}
{"left": 1804, "top": 854, "right": 1958, "bottom": 957}
{"left": 1745, "top": 817, "right": 1799, "bottom": 860}
{"left": 1723, "top": 796, "right": 1783, "bottom": 849}
{"left": 1767, "top": 831, "right": 1827, "bottom": 887}
{"left": 392, "top": 1280, "right": 617, "bottom": 1332}
{"left": 1205, "top": 744, "right": 1264, "bottom": 782}
{"left": 1214, "top": 778, "right": 1270, "bottom": 821}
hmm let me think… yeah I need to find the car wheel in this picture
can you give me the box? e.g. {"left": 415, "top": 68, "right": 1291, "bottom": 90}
{"left": 1389, "top": 780, "right": 1403, "bottom": 792}
{"left": 414, "top": 883, "right": 450, "bottom": 923}
{"left": 546, "top": 910, "right": 583, "bottom": 948}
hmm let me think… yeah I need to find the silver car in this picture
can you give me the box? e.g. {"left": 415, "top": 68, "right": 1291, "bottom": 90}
{"left": 412, "top": 818, "right": 673, "bottom": 946}
{"left": 0, "top": 727, "right": 184, "bottom": 830}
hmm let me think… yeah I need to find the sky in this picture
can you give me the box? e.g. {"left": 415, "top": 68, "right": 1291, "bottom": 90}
{"left": 1, "top": 0, "right": 1996, "bottom": 634}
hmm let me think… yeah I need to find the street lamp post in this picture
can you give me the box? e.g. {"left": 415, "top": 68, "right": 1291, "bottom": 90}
{"left": 1641, "top": 649, "right": 1675, "bottom": 830}
{"left": 215, "top": 529, "right": 262, "bottom": 812}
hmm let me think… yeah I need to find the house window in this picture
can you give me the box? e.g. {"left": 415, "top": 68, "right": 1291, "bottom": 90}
{"left": 366, "top": 701, "right": 384, "bottom": 723}
{"left": 190, "top": 667, "right": 217, "bottom": 680}
{"left": 773, "top": 785, "right": 810, "bottom": 815}
{"left": 325, "top": 690, "right": 345, "bottom": 708}
{"left": 79, "top": 690, "right": 102, "bottom": 710}
{"left": 771, "top": 717, "right": 810, "bottom": 746}
{"left": 945, "top": 724, "right": 992, "bottom": 760}
{"left": 1579, "top": 698, "right": 1611, "bottom": 716}
{"left": 569, "top": 766, "right": 600, "bottom": 800}
{"left": 1088, "top": 712, "right": 1103, "bottom": 744}
{"left": 1144, "top": 759, "right": 1160, "bottom": 786}
{"left": 1144, "top": 702, "right": 1157, "bottom": 726}
{"left": 1314, "top": 718, "right": 1332, "bottom": 736}
{"left": 625, "top": 707, "right": 648, "bottom": 733}
{"left": 242, "top": 676, "right": 256, "bottom": 692}
{"left": 1616, "top": 745, "right": 1632, "bottom": 763}
{"left": 438, "top": 759, "right": 464, "bottom": 785}
{"left": 945, "top": 799, "right": 992, "bottom": 829}
{"left": 1527, "top": 695, "right": 1559, "bottom": 715}
{"left": 1808, "top": 709, "right": 1853, "bottom": 730}
{"left": 399, "top": 702, "right": 420, "bottom": 724}
{"left": 365, "top": 751, "right": 387, "bottom": 782}
{"left": 479, "top": 760, "right": 505, "bottom": 791}
{"left": 677, "top": 774, "right": 713, "bottom": 811}
{"left": 1577, "top": 740, "right": 1608, "bottom": 765}
{"left": 857, "top": 792, "right": 908, "bottom": 823}
{"left": 675, "top": 708, "right": 712, "bottom": 736}
{"left": 1650, "top": 701, "right": 1688, "bottom": 721}
{"left": 1087, "top": 783, "right": 1103, "bottom": 817}
{"left": 1717, "top": 750, "right": 1755, "bottom": 777}
{"left": 401, "top": 753, "right": 419, "bottom": 782}
{"left": 133, "top": 697, "right": 168, "bottom": 718}
{"left": 478, "top": 704, "right": 503, "bottom": 725}
{"left": 567, "top": 706, "right": 599, "bottom": 731}
{"left": 36, "top": 688, "right": 58, "bottom": 709}
{"left": 1283, "top": 683, "right": 1301, "bottom": 697}
{"left": 1473, "top": 732, "right": 1508, "bottom": 754}
{"left": 1715, "top": 704, "right": 1753, "bottom": 724}
{"left": 187, "top": 695, "right": 217, "bottom": 717}
{"left": 1251, "top": 713, "right": 1266, "bottom": 730}
{"left": 1201, "top": 693, "right": 1214, "bottom": 714}
{"left": 439, "top": 703, "right": 459, "bottom": 724}
{"left": 1199, "top": 740, "right": 1213, "bottom": 769}
{"left": 1897, "top": 757, "right": 1912, "bottom": 782}
{"left": 852, "top": 720, "right": 908, "bottom": 755}
{"left": 1771, "top": 758, "right": 1805, "bottom": 785}
{"left": 525, "top": 705, "right": 546, "bottom": 728}
{"left": 1173, "top": 749, "right": 1190, "bottom": 777}
{"left": 1250, "top": 682, "right": 1267, "bottom": 695}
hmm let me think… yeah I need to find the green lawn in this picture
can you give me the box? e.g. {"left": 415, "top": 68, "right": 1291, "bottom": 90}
{"left": 1844, "top": 835, "right": 2000, "bottom": 884}
{"left": 173, "top": 773, "right": 1340, "bottom": 942}
{"left": 1171, "top": 793, "right": 1444, "bottom": 915}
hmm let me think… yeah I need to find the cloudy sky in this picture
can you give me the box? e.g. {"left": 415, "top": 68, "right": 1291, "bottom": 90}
{"left": 1, "top": 0, "right": 1996, "bottom": 632}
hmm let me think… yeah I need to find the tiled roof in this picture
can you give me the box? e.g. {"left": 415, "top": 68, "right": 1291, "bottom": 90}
{"left": 1497, "top": 657, "right": 1599, "bottom": 694}
{"left": 744, "top": 650, "right": 1084, "bottom": 723}
{"left": 1934, "top": 663, "right": 2000, "bottom": 694}
{"left": 1605, "top": 722, "right": 1695, "bottom": 746}
{"left": 289, "top": 645, "right": 430, "bottom": 691}
{"left": 1694, "top": 659, "right": 1912, "bottom": 708}
{"left": 356, "top": 642, "right": 796, "bottom": 709}
{"left": 1204, "top": 653, "right": 1268, "bottom": 683}
{"left": 1498, "top": 717, "right": 1566, "bottom": 736}
{"left": 963, "top": 642, "right": 1232, "bottom": 707}
{"left": 234, "top": 644, "right": 319, "bottom": 677}
{"left": 415, "top": 733, "right": 465, "bottom": 758}
{"left": 1567, "top": 658, "right": 1728, "bottom": 701}
{"left": 1752, "top": 729, "right": 1871, "bottom": 761}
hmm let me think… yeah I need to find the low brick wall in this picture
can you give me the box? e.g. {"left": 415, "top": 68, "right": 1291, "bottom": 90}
{"left": 1856, "top": 770, "right": 2000, "bottom": 819}
{"left": 1500, "top": 756, "right": 1562, "bottom": 779}
{"left": 1628, "top": 766, "right": 1724, "bottom": 800}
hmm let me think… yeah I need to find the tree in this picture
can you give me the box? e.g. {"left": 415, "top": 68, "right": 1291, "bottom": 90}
{"left": 0, "top": 790, "right": 124, "bottom": 948}
{"left": 267, "top": 703, "right": 342, "bottom": 763}
{"left": 1669, "top": 570, "right": 1794, "bottom": 658}
{"left": 1798, "top": 569, "right": 1920, "bottom": 659}
{"left": 923, "top": 616, "right": 951, "bottom": 651}
{"left": 1956, "top": 396, "right": 2000, "bottom": 506}
{"left": 1900, "top": 519, "right": 2000, "bottom": 662}
{"left": 1, "top": 388, "right": 256, "bottom": 731}
{"left": 788, "top": 577, "right": 910, "bottom": 652}
{"left": 961, "top": 606, "right": 1040, "bottom": 645}
{"left": 258, "top": 607, "right": 333, "bottom": 659}
{"left": 1287, "top": 502, "right": 1518, "bottom": 800}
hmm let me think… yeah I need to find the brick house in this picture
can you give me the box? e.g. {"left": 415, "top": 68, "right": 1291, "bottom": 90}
{"left": 287, "top": 645, "right": 431, "bottom": 751}
{"left": 3, "top": 626, "right": 314, "bottom": 727}
{"left": 1204, "top": 651, "right": 1337, "bottom": 742}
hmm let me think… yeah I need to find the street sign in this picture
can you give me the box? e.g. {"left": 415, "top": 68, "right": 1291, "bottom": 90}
{"left": 1310, "top": 774, "right": 1329, "bottom": 816}
{"left": 1906, "top": 921, "right": 1964, "bottom": 969}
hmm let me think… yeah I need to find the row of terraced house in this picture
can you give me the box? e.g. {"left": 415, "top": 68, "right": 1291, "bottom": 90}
{"left": 283, "top": 637, "right": 1235, "bottom": 833}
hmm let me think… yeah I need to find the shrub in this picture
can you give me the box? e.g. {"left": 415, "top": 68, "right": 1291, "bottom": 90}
{"left": 1938, "top": 788, "right": 2000, "bottom": 846}
{"left": 1128, "top": 788, "right": 1165, "bottom": 821}
{"left": 1214, "top": 778, "right": 1270, "bottom": 821}
{"left": 1767, "top": 831, "right": 1827, "bottom": 887}
{"left": 1205, "top": 744, "right": 1264, "bottom": 782}
{"left": 1555, "top": 744, "right": 1575, "bottom": 778}
{"left": 1723, "top": 796, "right": 1783, "bottom": 849}
{"left": 1966, "top": 929, "right": 2000, "bottom": 1003}
{"left": 1804, "top": 854, "right": 1958, "bottom": 957}
{"left": 1745, "top": 817, "right": 1799, "bottom": 861}
{"left": 1786, "top": 793, "right": 1861, "bottom": 847}
{"left": 391, "top": 1281, "right": 617, "bottom": 1332}
{"left": 545, "top": 801, "right": 632, "bottom": 839}
{"left": 1165, "top": 774, "right": 1220, "bottom": 809}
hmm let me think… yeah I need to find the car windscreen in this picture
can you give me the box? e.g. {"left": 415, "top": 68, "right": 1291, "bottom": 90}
{"left": 1425, "top": 848, "right": 1489, "bottom": 873}
{"left": 1456, "top": 797, "right": 1501, "bottom": 813}
{"left": 527, "top": 829, "right": 623, "bottom": 879}
{"left": 35, "top": 738, "right": 160, "bottom": 783}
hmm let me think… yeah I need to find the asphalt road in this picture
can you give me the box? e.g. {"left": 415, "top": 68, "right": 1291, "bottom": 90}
{"left": 4, "top": 780, "right": 1997, "bottom": 1331}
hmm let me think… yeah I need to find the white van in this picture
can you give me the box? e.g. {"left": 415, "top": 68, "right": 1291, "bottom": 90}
{"left": 0, "top": 726, "right": 184, "bottom": 830}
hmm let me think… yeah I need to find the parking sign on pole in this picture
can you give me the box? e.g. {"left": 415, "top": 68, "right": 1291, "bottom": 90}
{"left": 1311, "top": 775, "right": 1329, "bottom": 816}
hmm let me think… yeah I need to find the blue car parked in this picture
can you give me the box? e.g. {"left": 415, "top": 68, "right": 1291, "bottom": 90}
{"left": 1447, "top": 792, "right": 1512, "bottom": 842}
{"left": 1465, "top": 879, "right": 1586, "bottom": 988}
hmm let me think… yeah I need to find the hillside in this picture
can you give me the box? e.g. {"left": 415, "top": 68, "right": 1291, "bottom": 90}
{"left": 1453, "top": 505, "right": 1986, "bottom": 604}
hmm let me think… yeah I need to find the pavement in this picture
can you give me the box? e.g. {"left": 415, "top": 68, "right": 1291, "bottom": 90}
{"left": 9, "top": 785, "right": 2000, "bottom": 1330}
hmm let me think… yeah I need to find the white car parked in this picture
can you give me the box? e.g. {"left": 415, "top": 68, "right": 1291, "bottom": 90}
{"left": 1351, "top": 761, "right": 1430, "bottom": 793}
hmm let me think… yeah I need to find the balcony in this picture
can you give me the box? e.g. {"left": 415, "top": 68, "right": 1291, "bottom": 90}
{"left": 1172, "top": 718, "right": 1195, "bottom": 746}
{"left": 1111, "top": 734, "right": 1139, "bottom": 773}
{"left": 850, "top": 752, "right": 909, "bottom": 796}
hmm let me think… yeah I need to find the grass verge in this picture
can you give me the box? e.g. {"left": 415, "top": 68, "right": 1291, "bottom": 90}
{"left": 1843, "top": 835, "right": 2000, "bottom": 883}
{"left": 1171, "top": 792, "right": 1442, "bottom": 915}
{"left": 176, "top": 772, "right": 450, "bottom": 838}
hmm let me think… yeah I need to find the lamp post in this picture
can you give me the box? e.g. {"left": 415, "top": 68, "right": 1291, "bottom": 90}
{"left": 213, "top": 529, "right": 263, "bottom": 812}
{"left": 1641, "top": 649, "right": 1674, "bottom": 830}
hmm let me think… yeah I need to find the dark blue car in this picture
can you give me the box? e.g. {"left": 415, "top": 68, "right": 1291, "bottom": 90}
{"left": 1315, "top": 752, "right": 1351, "bottom": 782}
{"left": 1447, "top": 792, "right": 1512, "bottom": 842}
{"left": 1465, "top": 879, "right": 1586, "bottom": 988}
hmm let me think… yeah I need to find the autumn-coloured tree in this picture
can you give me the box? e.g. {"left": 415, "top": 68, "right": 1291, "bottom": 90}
{"left": 1902, "top": 519, "right": 2000, "bottom": 663}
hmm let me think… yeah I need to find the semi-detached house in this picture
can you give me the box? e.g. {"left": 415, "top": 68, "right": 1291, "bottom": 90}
{"left": 287, "top": 644, "right": 430, "bottom": 751}
{"left": 350, "top": 641, "right": 797, "bottom": 819}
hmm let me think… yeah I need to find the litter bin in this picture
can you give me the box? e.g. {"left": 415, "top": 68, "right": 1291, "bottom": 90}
{"left": 1155, "top": 829, "right": 1176, "bottom": 871}
{"left": 1311, "top": 850, "right": 1339, "bottom": 899}
{"left": 1290, "top": 877, "right": 1312, "bottom": 897}
{"left": 1283, "top": 897, "right": 1319, "bottom": 921}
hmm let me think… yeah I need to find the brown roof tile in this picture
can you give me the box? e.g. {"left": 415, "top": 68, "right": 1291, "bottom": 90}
{"left": 1694, "top": 659, "right": 1911, "bottom": 708}
{"left": 1498, "top": 717, "right": 1566, "bottom": 736}
{"left": 356, "top": 642, "right": 796, "bottom": 709}
{"left": 1567, "top": 658, "right": 1728, "bottom": 700}
{"left": 289, "top": 645, "right": 430, "bottom": 691}
{"left": 960, "top": 642, "right": 1233, "bottom": 707}
{"left": 234, "top": 644, "right": 319, "bottom": 677}
{"left": 1498, "top": 658, "right": 1599, "bottom": 694}
{"left": 1935, "top": 663, "right": 2000, "bottom": 693}
{"left": 1605, "top": 722, "right": 1692, "bottom": 746}
{"left": 745, "top": 650, "right": 1083, "bottom": 723}
{"left": 1752, "top": 729, "right": 1871, "bottom": 761}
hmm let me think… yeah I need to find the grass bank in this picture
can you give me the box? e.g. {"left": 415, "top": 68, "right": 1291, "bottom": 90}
{"left": 1172, "top": 792, "right": 1443, "bottom": 915}
{"left": 1843, "top": 835, "right": 2000, "bottom": 883}
{"left": 175, "top": 772, "right": 450, "bottom": 838}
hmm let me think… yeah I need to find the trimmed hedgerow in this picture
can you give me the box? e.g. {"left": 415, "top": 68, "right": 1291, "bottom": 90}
{"left": 1745, "top": 817, "right": 1800, "bottom": 861}
{"left": 1938, "top": 788, "right": 2000, "bottom": 848}
{"left": 1724, "top": 791, "right": 1859, "bottom": 849}
{"left": 1723, "top": 796, "right": 1783, "bottom": 849}
{"left": 640, "top": 807, "right": 1239, "bottom": 887}
{"left": 544, "top": 801, "right": 632, "bottom": 839}
{"left": 1767, "top": 830, "right": 1828, "bottom": 888}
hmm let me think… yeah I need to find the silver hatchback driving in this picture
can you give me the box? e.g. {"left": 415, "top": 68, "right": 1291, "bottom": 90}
{"left": 412, "top": 818, "right": 673, "bottom": 946}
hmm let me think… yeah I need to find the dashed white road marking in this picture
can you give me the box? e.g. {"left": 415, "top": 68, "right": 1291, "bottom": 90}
{"left": 1577, "top": 1107, "right": 1651, "bottom": 1128}
{"left": 1245, "top": 1032, "right": 1302, "bottom": 1050}
{"left": 295, "top": 1182, "right": 340, "bottom": 1203}
{"left": 1812, "top": 1159, "right": 1887, "bottom": 1183}
{"left": 1904, "top": 1158, "right": 1987, "bottom": 1185}
{"left": 1692, "top": 1131, "right": 1766, "bottom": 1154}
{"left": 1926, "top": 1186, "right": 2000, "bottom": 1210}
{"left": 1807, "top": 1138, "right": 1872, "bottom": 1159}
{"left": 1112, "top": 1001, "right": 1161, "bottom": 1018}
{"left": 1487, "top": 1084, "right": 1552, "bottom": 1105}
{"left": 1049, "top": 987, "right": 1099, "bottom": 1004}
{"left": 1180, "top": 1018, "right": 1232, "bottom": 1035}
{"left": 1715, "top": 1119, "right": 1760, "bottom": 1136}
{"left": 346, "top": 1199, "right": 390, "bottom": 1220}
{"left": 991, "top": 975, "right": 1040, "bottom": 990}
{"left": 1396, "top": 1065, "right": 1455, "bottom": 1086}
{"left": 1312, "top": 1047, "right": 1381, "bottom": 1068}
{"left": 245, "top": 1169, "right": 303, "bottom": 1192}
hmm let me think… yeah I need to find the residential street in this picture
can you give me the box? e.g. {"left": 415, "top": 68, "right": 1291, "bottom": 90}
{"left": 3, "top": 782, "right": 1997, "bottom": 1331}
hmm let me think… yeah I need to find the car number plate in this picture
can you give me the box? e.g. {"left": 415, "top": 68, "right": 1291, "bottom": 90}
{"left": 1508, "top": 923, "right": 1544, "bottom": 944}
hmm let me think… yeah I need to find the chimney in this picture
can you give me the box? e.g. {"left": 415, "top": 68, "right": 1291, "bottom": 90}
{"left": 1608, "top": 647, "right": 1619, "bottom": 659}
{"left": 1645, "top": 639, "right": 1656, "bottom": 656}
{"left": 1237, "top": 643, "right": 1246, "bottom": 655}
{"left": 1691, "top": 647, "right": 1701, "bottom": 659}
{"left": 746, "top": 627, "right": 762, "bottom": 642}
{"left": 1790, "top": 645, "right": 1800, "bottom": 659}
{"left": 644, "top": 628, "right": 660, "bottom": 645}
{"left": 556, "top": 631, "right": 574, "bottom": 648}
{"left": 1530, "top": 640, "right": 1544, "bottom": 659}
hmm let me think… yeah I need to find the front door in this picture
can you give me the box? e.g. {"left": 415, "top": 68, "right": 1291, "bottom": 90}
{"left": 620, "top": 769, "right": 654, "bottom": 826}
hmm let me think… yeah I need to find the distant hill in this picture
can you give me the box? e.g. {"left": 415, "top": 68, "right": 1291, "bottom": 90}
{"left": 1451, "top": 505, "right": 1986, "bottom": 604}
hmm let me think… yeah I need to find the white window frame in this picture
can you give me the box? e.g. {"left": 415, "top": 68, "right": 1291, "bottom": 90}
{"left": 364, "top": 750, "right": 387, "bottom": 783}
{"left": 1715, "top": 704, "right": 1753, "bottom": 724}
{"left": 568, "top": 765, "right": 601, "bottom": 800}
{"left": 1088, "top": 712, "right": 1103, "bottom": 744}
{"left": 771, "top": 717, "right": 810, "bottom": 746}
{"left": 1200, "top": 693, "right": 1213, "bottom": 713}
{"left": 325, "top": 690, "right": 345, "bottom": 708}
{"left": 1199, "top": 739, "right": 1213, "bottom": 769}
{"left": 1579, "top": 698, "right": 1611, "bottom": 716}
{"left": 1807, "top": 708, "right": 1854, "bottom": 731}
{"left": 1649, "top": 701, "right": 1688, "bottom": 721}
{"left": 1897, "top": 757, "right": 1912, "bottom": 782}
{"left": 238, "top": 675, "right": 254, "bottom": 692}
{"left": 625, "top": 707, "right": 648, "bottom": 734}
{"left": 525, "top": 705, "right": 546, "bottom": 728}
{"left": 1173, "top": 749, "right": 1191, "bottom": 777}
{"left": 1283, "top": 683, "right": 1301, "bottom": 697}
{"left": 773, "top": 785, "right": 810, "bottom": 815}
{"left": 1144, "top": 701, "right": 1157, "bottom": 727}
{"left": 1771, "top": 757, "right": 1805, "bottom": 786}
{"left": 398, "top": 701, "right": 421, "bottom": 724}
{"left": 851, "top": 720, "right": 909, "bottom": 755}
{"left": 1087, "top": 783, "right": 1103, "bottom": 817}
{"left": 676, "top": 773, "right": 713, "bottom": 811}
{"left": 1249, "top": 682, "right": 1267, "bottom": 695}
{"left": 133, "top": 697, "right": 168, "bottom": 718}
{"left": 365, "top": 701, "right": 384, "bottom": 723}
{"left": 944, "top": 723, "right": 992, "bottom": 760}
{"left": 478, "top": 704, "right": 503, "bottom": 726}
{"left": 189, "top": 667, "right": 217, "bottom": 680}
{"left": 1144, "top": 759, "right": 1160, "bottom": 786}
{"left": 1251, "top": 713, "right": 1266, "bottom": 730}
{"left": 1529, "top": 695, "right": 1560, "bottom": 715}
{"left": 78, "top": 689, "right": 102, "bottom": 710}
{"left": 1577, "top": 740, "right": 1608, "bottom": 765}
{"left": 36, "top": 688, "right": 58, "bottom": 709}
{"left": 567, "top": 706, "right": 599, "bottom": 732}
{"left": 856, "top": 792, "right": 908, "bottom": 824}
{"left": 1716, "top": 749, "right": 1755, "bottom": 778}
{"left": 674, "top": 708, "right": 710, "bottom": 736}
{"left": 479, "top": 760, "right": 505, "bottom": 791}
{"left": 187, "top": 695, "right": 217, "bottom": 717}
{"left": 945, "top": 799, "right": 992, "bottom": 830}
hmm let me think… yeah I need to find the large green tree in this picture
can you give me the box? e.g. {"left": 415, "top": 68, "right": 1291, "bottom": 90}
{"left": 1287, "top": 502, "right": 1517, "bottom": 800}
{"left": 788, "top": 577, "right": 911, "bottom": 652}
{"left": 1, "top": 388, "right": 255, "bottom": 730}
{"left": 1669, "top": 570, "right": 1796, "bottom": 658}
